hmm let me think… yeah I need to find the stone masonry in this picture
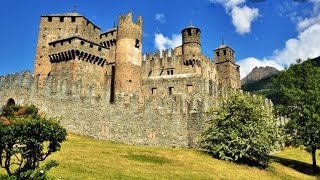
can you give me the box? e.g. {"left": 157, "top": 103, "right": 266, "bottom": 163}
{"left": 0, "top": 11, "right": 255, "bottom": 148}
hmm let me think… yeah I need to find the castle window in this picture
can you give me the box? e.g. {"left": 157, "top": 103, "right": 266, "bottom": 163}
{"left": 168, "top": 87, "right": 174, "bottom": 95}
{"left": 81, "top": 41, "right": 85, "bottom": 45}
{"left": 223, "top": 50, "right": 226, "bottom": 55}
{"left": 159, "top": 69, "right": 163, "bottom": 76}
{"left": 90, "top": 44, "right": 93, "bottom": 48}
{"left": 152, "top": 88, "right": 157, "bottom": 95}
{"left": 187, "top": 29, "right": 192, "bottom": 35}
{"left": 98, "top": 47, "right": 102, "bottom": 51}
{"left": 69, "top": 40, "right": 72, "bottom": 44}
{"left": 48, "top": 17, "right": 52, "bottom": 22}
{"left": 71, "top": 17, "right": 76, "bottom": 22}
{"left": 167, "top": 70, "right": 173, "bottom": 75}
{"left": 60, "top": 17, "right": 64, "bottom": 22}
{"left": 148, "top": 71, "right": 152, "bottom": 77}
{"left": 187, "top": 85, "right": 193, "bottom": 94}
{"left": 216, "top": 52, "right": 220, "bottom": 57}
{"left": 135, "top": 39, "right": 140, "bottom": 48}
{"left": 61, "top": 42, "right": 63, "bottom": 45}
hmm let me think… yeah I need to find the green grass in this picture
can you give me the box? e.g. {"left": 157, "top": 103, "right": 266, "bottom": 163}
{"left": 1, "top": 133, "right": 320, "bottom": 179}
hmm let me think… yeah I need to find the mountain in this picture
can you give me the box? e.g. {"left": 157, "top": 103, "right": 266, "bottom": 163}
{"left": 241, "top": 66, "right": 280, "bottom": 86}
{"left": 241, "top": 66, "right": 280, "bottom": 104}
{"left": 241, "top": 57, "right": 320, "bottom": 104}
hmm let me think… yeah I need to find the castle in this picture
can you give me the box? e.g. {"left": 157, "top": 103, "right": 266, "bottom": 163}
{"left": 0, "top": 11, "right": 261, "bottom": 148}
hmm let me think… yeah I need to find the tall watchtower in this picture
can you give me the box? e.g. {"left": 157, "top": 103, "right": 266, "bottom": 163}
{"left": 181, "top": 26, "right": 202, "bottom": 73}
{"left": 214, "top": 43, "right": 240, "bottom": 89}
{"left": 34, "top": 12, "right": 101, "bottom": 86}
{"left": 114, "top": 12, "right": 143, "bottom": 94}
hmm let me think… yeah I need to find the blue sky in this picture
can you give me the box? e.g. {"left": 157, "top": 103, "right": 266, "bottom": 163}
{"left": 0, "top": 0, "right": 319, "bottom": 78}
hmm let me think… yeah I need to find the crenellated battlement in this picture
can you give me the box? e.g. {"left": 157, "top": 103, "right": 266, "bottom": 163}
{"left": 0, "top": 71, "right": 109, "bottom": 100}
{"left": 117, "top": 12, "right": 142, "bottom": 41}
{"left": 0, "top": 71, "right": 32, "bottom": 89}
{"left": 142, "top": 49, "right": 181, "bottom": 77}
{"left": 100, "top": 28, "right": 117, "bottom": 48}
{"left": 47, "top": 36, "right": 111, "bottom": 67}
{"left": 118, "top": 11, "right": 142, "bottom": 27}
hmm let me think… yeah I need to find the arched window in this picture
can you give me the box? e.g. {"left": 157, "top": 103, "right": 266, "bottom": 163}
{"left": 2, "top": 98, "right": 15, "bottom": 113}
{"left": 6, "top": 98, "right": 15, "bottom": 107}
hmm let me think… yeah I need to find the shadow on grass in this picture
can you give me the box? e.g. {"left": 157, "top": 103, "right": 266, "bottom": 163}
{"left": 271, "top": 156, "right": 320, "bottom": 176}
{"left": 125, "top": 154, "right": 170, "bottom": 165}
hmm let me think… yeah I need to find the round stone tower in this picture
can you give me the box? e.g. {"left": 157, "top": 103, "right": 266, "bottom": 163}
{"left": 115, "top": 12, "right": 143, "bottom": 94}
{"left": 181, "top": 26, "right": 202, "bottom": 71}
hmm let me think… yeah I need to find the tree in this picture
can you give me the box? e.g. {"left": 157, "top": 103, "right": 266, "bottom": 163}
{"left": 0, "top": 104, "right": 67, "bottom": 179}
{"left": 199, "top": 92, "right": 280, "bottom": 167}
{"left": 273, "top": 59, "right": 320, "bottom": 171}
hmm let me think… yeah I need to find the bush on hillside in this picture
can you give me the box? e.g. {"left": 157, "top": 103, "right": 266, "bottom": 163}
{"left": 0, "top": 104, "right": 67, "bottom": 179}
{"left": 199, "top": 92, "right": 280, "bottom": 167}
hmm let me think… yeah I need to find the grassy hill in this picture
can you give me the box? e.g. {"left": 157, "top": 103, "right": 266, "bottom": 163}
{"left": 2, "top": 133, "right": 319, "bottom": 179}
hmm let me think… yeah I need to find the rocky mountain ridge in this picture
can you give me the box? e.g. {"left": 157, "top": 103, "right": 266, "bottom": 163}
{"left": 241, "top": 66, "right": 279, "bottom": 86}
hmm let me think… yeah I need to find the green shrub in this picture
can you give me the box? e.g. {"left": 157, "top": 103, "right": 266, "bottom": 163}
{"left": 199, "top": 92, "right": 280, "bottom": 167}
{"left": 0, "top": 104, "right": 66, "bottom": 179}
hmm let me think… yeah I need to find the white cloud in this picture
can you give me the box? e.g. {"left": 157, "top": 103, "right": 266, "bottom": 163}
{"left": 155, "top": 13, "right": 166, "bottom": 23}
{"left": 231, "top": 6, "right": 259, "bottom": 34}
{"left": 296, "top": 0, "right": 320, "bottom": 32}
{"left": 297, "top": 14, "right": 320, "bottom": 31}
{"left": 238, "top": 23, "right": 320, "bottom": 78}
{"left": 209, "top": 0, "right": 259, "bottom": 35}
{"left": 237, "top": 0, "right": 320, "bottom": 78}
{"left": 273, "top": 23, "right": 320, "bottom": 66}
{"left": 154, "top": 34, "right": 182, "bottom": 51}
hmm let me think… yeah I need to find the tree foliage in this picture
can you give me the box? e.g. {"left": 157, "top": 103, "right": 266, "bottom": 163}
{"left": 0, "top": 104, "right": 67, "bottom": 179}
{"left": 273, "top": 59, "right": 320, "bottom": 171}
{"left": 199, "top": 92, "right": 280, "bottom": 167}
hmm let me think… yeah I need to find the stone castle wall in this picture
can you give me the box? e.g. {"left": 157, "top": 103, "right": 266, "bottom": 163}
{"left": 0, "top": 71, "right": 274, "bottom": 148}
{"left": 142, "top": 50, "right": 216, "bottom": 80}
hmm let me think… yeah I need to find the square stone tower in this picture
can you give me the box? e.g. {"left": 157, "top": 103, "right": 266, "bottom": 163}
{"left": 34, "top": 12, "right": 101, "bottom": 86}
{"left": 214, "top": 44, "right": 240, "bottom": 89}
